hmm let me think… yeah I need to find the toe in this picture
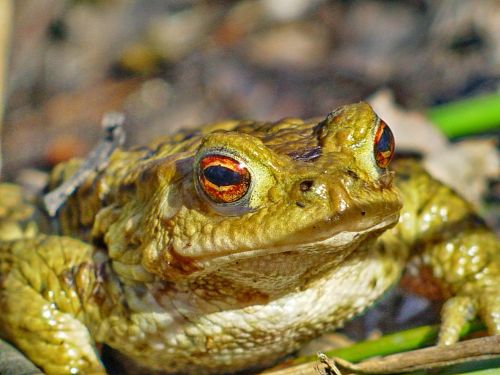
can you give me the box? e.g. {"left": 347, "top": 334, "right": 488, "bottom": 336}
{"left": 438, "top": 295, "right": 476, "bottom": 346}
{"left": 478, "top": 291, "right": 500, "bottom": 336}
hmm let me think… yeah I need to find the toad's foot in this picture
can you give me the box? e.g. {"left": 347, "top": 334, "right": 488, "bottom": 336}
{"left": 0, "top": 235, "right": 106, "bottom": 374}
{"left": 439, "top": 282, "right": 499, "bottom": 345}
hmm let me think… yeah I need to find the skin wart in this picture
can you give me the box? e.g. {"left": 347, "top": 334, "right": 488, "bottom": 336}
{"left": 0, "top": 102, "right": 498, "bottom": 374}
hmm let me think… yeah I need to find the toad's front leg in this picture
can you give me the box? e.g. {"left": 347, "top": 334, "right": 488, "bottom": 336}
{"left": 394, "top": 159, "right": 499, "bottom": 345}
{"left": 0, "top": 235, "right": 107, "bottom": 374}
{"left": 422, "top": 230, "right": 499, "bottom": 345}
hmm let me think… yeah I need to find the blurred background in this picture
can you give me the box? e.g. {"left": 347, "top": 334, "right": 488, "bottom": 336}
{"left": 3, "top": 0, "right": 500, "bottom": 228}
{"left": 2, "top": 0, "right": 499, "bottom": 172}
{"left": 1, "top": 1, "right": 500, "bottom": 371}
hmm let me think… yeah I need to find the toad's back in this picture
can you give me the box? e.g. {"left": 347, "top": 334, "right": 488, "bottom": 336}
{"left": 0, "top": 103, "right": 498, "bottom": 374}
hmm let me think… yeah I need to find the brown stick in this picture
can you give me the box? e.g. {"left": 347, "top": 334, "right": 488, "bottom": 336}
{"left": 0, "top": 0, "right": 14, "bottom": 178}
{"left": 263, "top": 336, "right": 500, "bottom": 374}
{"left": 43, "top": 112, "right": 126, "bottom": 216}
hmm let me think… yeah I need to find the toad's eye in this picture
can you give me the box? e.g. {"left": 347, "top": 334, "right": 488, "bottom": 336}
{"left": 198, "top": 154, "right": 251, "bottom": 203}
{"left": 374, "top": 120, "right": 395, "bottom": 168}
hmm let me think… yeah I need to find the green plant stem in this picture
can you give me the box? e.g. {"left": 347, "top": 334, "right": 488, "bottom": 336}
{"left": 454, "top": 368, "right": 500, "bottom": 375}
{"left": 291, "top": 321, "right": 485, "bottom": 366}
{"left": 427, "top": 93, "right": 500, "bottom": 138}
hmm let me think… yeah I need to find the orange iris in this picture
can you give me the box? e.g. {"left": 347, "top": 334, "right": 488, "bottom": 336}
{"left": 374, "top": 120, "right": 395, "bottom": 168}
{"left": 198, "top": 154, "right": 251, "bottom": 203}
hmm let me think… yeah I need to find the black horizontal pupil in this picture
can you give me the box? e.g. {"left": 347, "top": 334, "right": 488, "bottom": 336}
{"left": 203, "top": 165, "right": 242, "bottom": 186}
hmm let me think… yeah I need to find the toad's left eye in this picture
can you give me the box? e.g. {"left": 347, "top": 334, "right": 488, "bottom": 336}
{"left": 374, "top": 120, "right": 395, "bottom": 168}
{"left": 198, "top": 154, "right": 251, "bottom": 204}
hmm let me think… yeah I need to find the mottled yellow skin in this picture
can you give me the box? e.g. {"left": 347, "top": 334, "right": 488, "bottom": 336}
{"left": 0, "top": 103, "right": 498, "bottom": 374}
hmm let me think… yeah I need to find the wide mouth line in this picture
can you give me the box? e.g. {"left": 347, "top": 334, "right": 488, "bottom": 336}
{"left": 187, "top": 212, "right": 399, "bottom": 269}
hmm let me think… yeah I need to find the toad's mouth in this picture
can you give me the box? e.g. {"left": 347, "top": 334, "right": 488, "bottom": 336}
{"left": 168, "top": 211, "right": 400, "bottom": 276}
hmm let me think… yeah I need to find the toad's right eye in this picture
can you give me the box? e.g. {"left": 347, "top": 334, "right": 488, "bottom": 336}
{"left": 198, "top": 154, "right": 251, "bottom": 204}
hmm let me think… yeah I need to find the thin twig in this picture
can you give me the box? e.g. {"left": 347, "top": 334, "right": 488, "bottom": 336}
{"left": 262, "top": 336, "right": 500, "bottom": 375}
{"left": 317, "top": 353, "right": 343, "bottom": 375}
{"left": 334, "top": 335, "right": 500, "bottom": 374}
{"left": 0, "top": 0, "right": 14, "bottom": 178}
{"left": 43, "top": 112, "right": 126, "bottom": 216}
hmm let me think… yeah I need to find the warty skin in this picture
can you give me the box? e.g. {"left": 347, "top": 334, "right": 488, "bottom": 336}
{"left": 0, "top": 102, "right": 498, "bottom": 374}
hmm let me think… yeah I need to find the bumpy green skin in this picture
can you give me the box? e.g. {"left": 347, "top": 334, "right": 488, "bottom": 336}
{"left": 0, "top": 103, "right": 498, "bottom": 374}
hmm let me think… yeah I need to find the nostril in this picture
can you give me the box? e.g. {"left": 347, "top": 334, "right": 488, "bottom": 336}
{"left": 299, "top": 180, "right": 314, "bottom": 192}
